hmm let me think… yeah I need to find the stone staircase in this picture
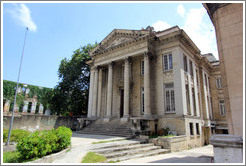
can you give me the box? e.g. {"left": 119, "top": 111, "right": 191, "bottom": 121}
{"left": 89, "top": 139, "right": 171, "bottom": 162}
{"left": 76, "top": 119, "right": 133, "bottom": 137}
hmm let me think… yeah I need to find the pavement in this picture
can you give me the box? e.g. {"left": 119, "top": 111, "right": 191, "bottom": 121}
{"left": 52, "top": 132, "right": 125, "bottom": 163}
{"left": 52, "top": 132, "right": 214, "bottom": 164}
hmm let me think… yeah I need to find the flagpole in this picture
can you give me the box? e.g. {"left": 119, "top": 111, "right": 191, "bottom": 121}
{"left": 6, "top": 27, "right": 29, "bottom": 146}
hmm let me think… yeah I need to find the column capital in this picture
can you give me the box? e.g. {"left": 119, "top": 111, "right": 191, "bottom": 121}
{"left": 107, "top": 61, "right": 115, "bottom": 68}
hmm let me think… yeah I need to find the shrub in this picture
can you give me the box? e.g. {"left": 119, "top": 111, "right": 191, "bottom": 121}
{"left": 3, "top": 129, "right": 31, "bottom": 143}
{"left": 16, "top": 126, "right": 72, "bottom": 160}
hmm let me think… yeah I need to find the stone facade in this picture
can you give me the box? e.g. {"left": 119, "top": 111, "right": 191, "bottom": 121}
{"left": 86, "top": 26, "right": 226, "bottom": 146}
{"left": 203, "top": 3, "right": 243, "bottom": 137}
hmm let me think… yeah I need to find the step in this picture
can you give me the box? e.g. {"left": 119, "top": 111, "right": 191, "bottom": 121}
{"left": 102, "top": 146, "right": 162, "bottom": 158}
{"left": 77, "top": 132, "right": 132, "bottom": 137}
{"left": 92, "top": 143, "right": 155, "bottom": 154}
{"left": 108, "top": 149, "right": 171, "bottom": 162}
{"left": 90, "top": 140, "right": 141, "bottom": 150}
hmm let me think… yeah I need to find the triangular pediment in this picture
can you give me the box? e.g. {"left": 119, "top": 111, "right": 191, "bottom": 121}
{"left": 90, "top": 29, "right": 150, "bottom": 56}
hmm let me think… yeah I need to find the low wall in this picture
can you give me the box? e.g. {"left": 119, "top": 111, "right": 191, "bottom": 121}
{"left": 149, "top": 135, "right": 188, "bottom": 152}
{"left": 3, "top": 114, "right": 82, "bottom": 132}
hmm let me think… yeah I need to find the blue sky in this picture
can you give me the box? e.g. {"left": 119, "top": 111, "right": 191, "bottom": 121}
{"left": 2, "top": 2, "right": 218, "bottom": 88}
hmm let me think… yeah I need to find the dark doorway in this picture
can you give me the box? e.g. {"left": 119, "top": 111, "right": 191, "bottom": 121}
{"left": 120, "top": 89, "right": 124, "bottom": 118}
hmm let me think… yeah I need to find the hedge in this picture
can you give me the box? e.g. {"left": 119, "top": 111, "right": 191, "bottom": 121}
{"left": 3, "top": 129, "right": 31, "bottom": 143}
{"left": 16, "top": 126, "right": 72, "bottom": 160}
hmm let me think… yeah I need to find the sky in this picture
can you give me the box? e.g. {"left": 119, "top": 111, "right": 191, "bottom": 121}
{"left": 2, "top": 1, "right": 218, "bottom": 88}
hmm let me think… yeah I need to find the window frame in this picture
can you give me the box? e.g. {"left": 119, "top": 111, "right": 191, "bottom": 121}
{"left": 141, "top": 60, "right": 144, "bottom": 76}
{"left": 216, "top": 77, "right": 222, "bottom": 89}
{"left": 163, "top": 53, "right": 173, "bottom": 72}
{"left": 141, "top": 87, "right": 144, "bottom": 114}
{"left": 164, "top": 83, "right": 175, "bottom": 113}
{"left": 219, "top": 100, "right": 226, "bottom": 116}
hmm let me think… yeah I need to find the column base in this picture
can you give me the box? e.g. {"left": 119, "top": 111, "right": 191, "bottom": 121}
{"left": 103, "top": 116, "right": 111, "bottom": 122}
{"left": 143, "top": 114, "right": 153, "bottom": 119}
{"left": 121, "top": 115, "right": 129, "bottom": 122}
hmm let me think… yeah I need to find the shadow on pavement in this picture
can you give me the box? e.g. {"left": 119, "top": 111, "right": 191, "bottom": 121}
{"left": 149, "top": 155, "right": 212, "bottom": 163}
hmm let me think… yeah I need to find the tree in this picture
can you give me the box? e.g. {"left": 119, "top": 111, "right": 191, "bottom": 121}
{"left": 50, "top": 43, "right": 97, "bottom": 116}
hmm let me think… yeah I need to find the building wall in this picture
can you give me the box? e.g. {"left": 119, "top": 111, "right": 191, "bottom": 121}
{"left": 212, "top": 3, "right": 243, "bottom": 136}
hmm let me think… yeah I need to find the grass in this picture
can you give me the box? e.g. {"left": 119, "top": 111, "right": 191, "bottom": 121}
{"left": 91, "top": 138, "right": 126, "bottom": 144}
{"left": 3, "top": 151, "right": 38, "bottom": 163}
{"left": 81, "top": 152, "right": 107, "bottom": 163}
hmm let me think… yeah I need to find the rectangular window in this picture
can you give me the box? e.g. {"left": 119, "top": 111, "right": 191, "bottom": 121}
{"left": 141, "top": 60, "right": 144, "bottom": 75}
{"left": 164, "top": 83, "right": 175, "bottom": 112}
{"left": 163, "top": 54, "right": 173, "bottom": 71}
{"left": 186, "top": 84, "right": 191, "bottom": 115}
{"left": 219, "top": 100, "right": 226, "bottom": 116}
{"left": 189, "top": 60, "right": 193, "bottom": 77}
{"left": 122, "top": 65, "right": 124, "bottom": 79}
{"left": 192, "top": 88, "right": 197, "bottom": 116}
{"left": 196, "top": 69, "right": 199, "bottom": 84}
{"left": 183, "top": 55, "right": 188, "bottom": 72}
{"left": 216, "top": 77, "right": 222, "bottom": 89}
{"left": 196, "top": 123, "right": 200, "bottom": 135}
{"left": 204, "top": 73, "right": 207, "bottom": 87}
{"left": 189, "top": 123, "right": 194, "bottom": 135}
{"left": 141, "top": 87, "right": 144, "bottom": 114}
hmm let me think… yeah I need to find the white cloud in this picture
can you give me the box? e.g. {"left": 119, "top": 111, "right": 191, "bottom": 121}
{"left": 152, "top": 21, "right": 171, "bottom": 32}
{"left": 7, "top": 4, "right": 37, "bottom": 32}
{"left": 182, "top": 7, "right": 218, "bottom": 59}
{"left": 177, "top": 4, "right": 186, "bottom": 17}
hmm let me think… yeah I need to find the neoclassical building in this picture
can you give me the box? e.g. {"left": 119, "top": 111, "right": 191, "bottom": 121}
{"left": 85, "top": 26, "right": 226, "bottom": 146}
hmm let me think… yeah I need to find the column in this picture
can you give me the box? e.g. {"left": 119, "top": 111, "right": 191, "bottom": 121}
{"left": 97, "top": 67, "right": 103, "bottom": 117}
{"left": 87, "top": 67, "right": 94, "bottom": 118}
{"left": 143, "top": 52, "right": 151, "bottom": 117}
{"left": 31, "top": 102, "right": 36, "bottom": 113}
{"left": 38, "top": 104, "right": 44, "bottom": 114}
{"left": 123, "top": 58, "right": 130, "bottom": 119}
{"left": 22, "top": 101, "right": 28, "bottom": 113}
{"left": 92, "top": 67, "right": 98, "bottom": 117}
{"left": 106, "top": 62, "right": 113, "bottom": 118}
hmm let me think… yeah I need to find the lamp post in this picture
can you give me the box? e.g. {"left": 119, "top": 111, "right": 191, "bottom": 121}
{"left": 6, "top": 27, "right": 29, "bottom": 145}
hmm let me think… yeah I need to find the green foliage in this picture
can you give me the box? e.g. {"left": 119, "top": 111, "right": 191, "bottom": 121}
{"left": 3, "top": 129, "right": 31, "bottom": 143}
{"left": 3, "top": 151, "right": 22, "bottom": 163}
{"left": 3, "top": 80, "right": 53, "bottom": 111}
{"left": 16, "top": 127, "right": 72, "bottom": 160}
{"left": 81, "top": 152, "right": 107, "bottom": 163}
{"left": 49, "top": 43, "right": 97, "bottom": 115}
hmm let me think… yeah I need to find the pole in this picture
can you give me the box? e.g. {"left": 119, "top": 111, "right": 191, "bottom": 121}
{"left": 6, "top": 27, "right": 28, "bottom": 145}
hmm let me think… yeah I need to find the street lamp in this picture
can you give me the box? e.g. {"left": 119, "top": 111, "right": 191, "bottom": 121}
{"left": 6, "top": 27, "right": 29, "bottom": 145}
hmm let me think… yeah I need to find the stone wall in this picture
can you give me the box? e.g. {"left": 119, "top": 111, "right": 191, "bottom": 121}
{"left": 149, "top": 135, "right": 188, "bottom": 152}
{"left": 3, "top": 115, "right": 81, "bottom": 132}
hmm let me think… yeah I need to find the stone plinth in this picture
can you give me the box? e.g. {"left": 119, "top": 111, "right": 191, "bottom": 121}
{"left": 210, "top": 134, "right": 243, "bottom": 163}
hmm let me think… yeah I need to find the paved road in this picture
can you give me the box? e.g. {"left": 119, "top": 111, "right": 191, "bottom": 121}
{"left": 52, "top": 133, "right": 214, "bottom": 163}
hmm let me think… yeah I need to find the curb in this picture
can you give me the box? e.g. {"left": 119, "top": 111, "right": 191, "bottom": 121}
{"left": 25, "top": 147, "right": 70, "bottom": 163}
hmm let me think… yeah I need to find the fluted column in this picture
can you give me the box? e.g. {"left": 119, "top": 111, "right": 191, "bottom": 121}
{"left": 97, "top": 67, "right": 103, "bottom": 117}
{"left": 123, "top": 58, "right": 130, "bottom": 118}
{"left": 92, "top": 67, "right": 98, "bottom": 117}
{"left": 106, "top": 62, "right": 113, "bottom": 117}
{"left": 87, "top": 67, "right": 94, "bottom": 117}
{"left": 144, "top": 52, "right": 151, "bottom": 117}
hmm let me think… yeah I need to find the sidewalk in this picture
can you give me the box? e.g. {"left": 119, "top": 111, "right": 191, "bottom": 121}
{"left": 52, "top": 132, "right": 125, "bottom": 163}
{"left": 119, "top": 145, "right": 214, "bottom": 163}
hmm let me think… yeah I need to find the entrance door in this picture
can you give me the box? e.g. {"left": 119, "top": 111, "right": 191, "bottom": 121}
{"left": 120, "top": 89, "right": 124, "bottom": 118}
